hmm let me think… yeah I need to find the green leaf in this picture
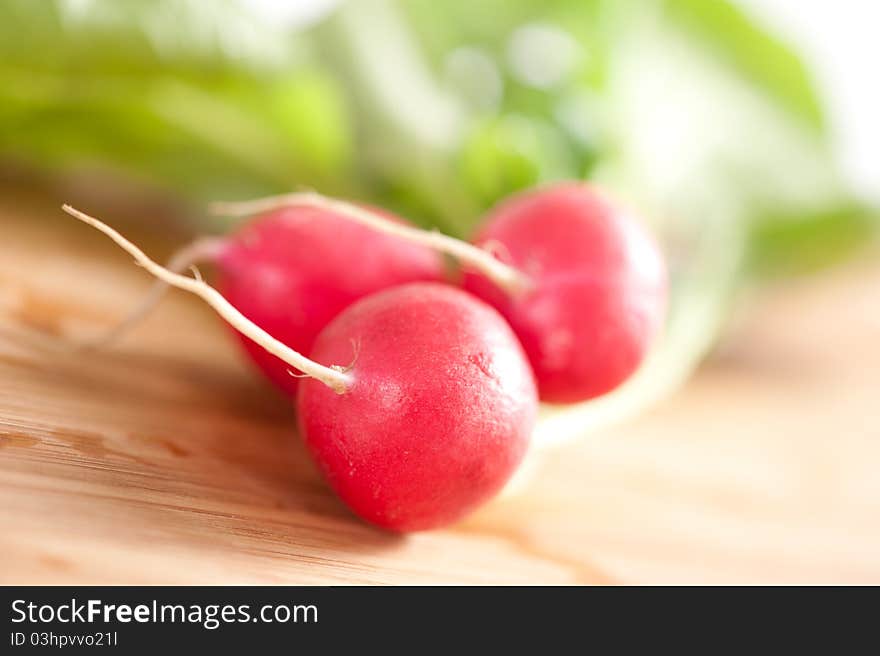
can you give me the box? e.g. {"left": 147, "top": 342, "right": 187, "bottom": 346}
{"left": 459, "top": 114, "right": 580, "bottom": 206}
{"left": 748, "top": 204, "right": 879, "bottom": 276}
{"left": 0, "top": 0, "right": 357, "bottom": 203}
{"left": 664, "top": 0, "right": 825, "bottom": 132}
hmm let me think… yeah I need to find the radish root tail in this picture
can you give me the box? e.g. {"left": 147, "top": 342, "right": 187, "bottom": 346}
{"left": 62, "top": 205, "right": 352, "bottom": 394}
{"left": 210, "top": 191, "right": 533, "bottom": 297}
{"left": 78, "top": 236, "right": 225, "bottom": 352}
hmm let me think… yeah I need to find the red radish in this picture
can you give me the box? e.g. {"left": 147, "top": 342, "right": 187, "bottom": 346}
{"left": 463, "top": 184, "right": 667, "bottom": 403}
{"left": 215, "top": 205, "right": 444, "bottom": 394}
{"left": 62, "top": 206, "right": 537, "bottom": 531}
{"left": 92, "top": 204, "right": 444, "bottom": 395}
{"left": 215, "top": 184, "right": 668, "bottom": 404}
{"left": 299, "top": 283, "right": 536, "bottom": 530}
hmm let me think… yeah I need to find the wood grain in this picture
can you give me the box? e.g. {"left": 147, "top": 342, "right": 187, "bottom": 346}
{"left": 1, "top": 195, "right": 878, "bottom": 584}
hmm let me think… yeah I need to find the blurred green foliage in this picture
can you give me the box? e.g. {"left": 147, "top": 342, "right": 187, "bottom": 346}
{"left": 0, "top": 0, "right": 875, "bottom": 275}
{"left": 0, "top": 0, "right": 353, "bottom": 200}
{"left": 665, "top": 0, "right": 825, "bottom": 130}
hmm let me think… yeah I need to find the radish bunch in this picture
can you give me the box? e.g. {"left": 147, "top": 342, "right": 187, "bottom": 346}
{"left": 63, "top": 181, "right": 666, "bottom": 531}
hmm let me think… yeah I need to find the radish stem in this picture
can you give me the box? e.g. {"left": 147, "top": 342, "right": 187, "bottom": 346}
{"left": 210, "top": 192, "right": 532, "bottom": 296}
{"left": 62, "top": 205, "right": 352, "bottom": 394}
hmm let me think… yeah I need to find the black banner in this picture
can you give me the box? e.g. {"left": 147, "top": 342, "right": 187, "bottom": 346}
{"left": 0, "top": 585, "right": 863, "bottom": 651}
{"left": 0, "top": 586, "right": 592, "bottom": 651}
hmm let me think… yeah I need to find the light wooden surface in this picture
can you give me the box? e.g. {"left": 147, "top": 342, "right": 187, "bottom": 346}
{"left": 1, "top": 195, "right": 878, "bottom": 584}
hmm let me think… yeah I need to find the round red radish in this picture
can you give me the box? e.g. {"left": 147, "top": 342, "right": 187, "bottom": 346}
{"left": 298, "top": 282, "right": 537, "bottom": 531}
{"left": 463, "top": 183, "right": 667, "bottom": 404}
{"left": 216, "top": 205, "right": 445, "bottom": 394}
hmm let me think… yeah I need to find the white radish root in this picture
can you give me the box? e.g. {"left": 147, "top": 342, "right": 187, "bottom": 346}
{"left": 61, "top": 205, "right": 352, "bottom": 394}
{"left": 210, "top": 191, "right": 532, "bottom": 297}
{"left": 79, "top": 236, "right": 226, "bottom": 351}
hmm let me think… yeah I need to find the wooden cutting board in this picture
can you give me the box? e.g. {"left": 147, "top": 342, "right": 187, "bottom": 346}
{"left": 1, "top": 194, "right": 878, "bottom": 584}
